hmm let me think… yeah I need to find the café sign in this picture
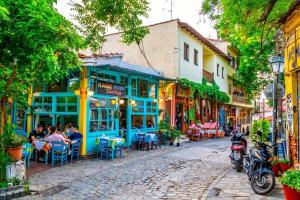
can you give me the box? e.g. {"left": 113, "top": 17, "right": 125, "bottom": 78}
{"left": 97, "top": 81, "right": 125, "bottom": 97}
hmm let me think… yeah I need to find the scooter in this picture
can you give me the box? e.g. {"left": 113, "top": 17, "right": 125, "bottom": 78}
{"left": 229, "top": 131, "right": 247, "bottom": 172}
{"left": 243, "top": 131, "right": 275, "bottom": 195}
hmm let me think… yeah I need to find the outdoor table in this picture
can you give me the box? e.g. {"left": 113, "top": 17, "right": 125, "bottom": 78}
{"left": 32, "top": 140, "right": 51, "bottom": 164}
{"left": 96, "top": 136, "right": 126, "bottom": 159}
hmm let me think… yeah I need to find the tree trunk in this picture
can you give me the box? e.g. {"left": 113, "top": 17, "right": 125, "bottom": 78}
{"left": 0, "top": 98, "right": 7, "bottom": 135}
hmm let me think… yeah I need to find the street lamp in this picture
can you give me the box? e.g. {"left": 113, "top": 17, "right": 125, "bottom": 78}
{"left": 271, "top": 54, "right": 284, "bottom": 156}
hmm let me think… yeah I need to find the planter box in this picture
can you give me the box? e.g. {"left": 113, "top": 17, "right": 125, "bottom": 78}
{"left": 279, "top": 163, "right": 290, "bottom": 173}
{"left": 6, "top": 160, "right": 26, "bottom": 182}
{"left": 283, "top": 185, "right": 300, "bottom": 200}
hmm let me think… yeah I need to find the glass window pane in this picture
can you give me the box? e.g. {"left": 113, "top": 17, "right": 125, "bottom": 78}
{"left": 57, "top": 97, "right": 66, "bottom": 104}
{"left": 139, "top": 80, "right": 148, "bottom": 97}
{"left": 68, "top": 96, "right": 77, "bottom": 103}
{"left": 100, "top": 121, "right": 107, "bottom": 131}
{"left": 132, "top": 115, "right": 144, "bottom": 129}
{"left": 99, "top": 110, "right": 107, "bottom": 120}
{"left": 68, "top": 106, "right": 77, "bottom": 112}
{"left": 146, "top": 115, "right": 157, "bottom": 128}
{"left": 90, "top": 109, "right": 98, "bottom": 121}
{"left": 149, "top": 83, "right": 156, "bottom": 98}
{"left": 89, "top": 121, "right": 98, "bottom": 132}
{"left": 57, "top": 106, "right": 66, "bottom": 112}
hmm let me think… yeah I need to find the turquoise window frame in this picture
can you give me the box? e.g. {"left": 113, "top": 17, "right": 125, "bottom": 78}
{"left": 31, "top": 92, "right": 79, "bottom": 129}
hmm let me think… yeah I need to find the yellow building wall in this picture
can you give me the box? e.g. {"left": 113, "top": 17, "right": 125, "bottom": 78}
{"left": 283, "top": 8, "right": 300, "bottom": 164}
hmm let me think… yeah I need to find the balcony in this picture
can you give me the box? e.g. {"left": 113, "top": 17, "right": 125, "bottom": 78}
{"left": 232, "top": 94, "right": 251, "bottom": 105}
{"left": 203, "top": 70, "right": 214, "bottom": 83}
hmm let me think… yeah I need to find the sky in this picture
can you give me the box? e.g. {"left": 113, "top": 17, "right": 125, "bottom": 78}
{"left": 56, "top": 0, "right": 217, "bottom": 39}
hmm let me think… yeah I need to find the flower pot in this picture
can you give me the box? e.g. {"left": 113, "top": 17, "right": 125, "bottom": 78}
{"left": 280, "top": 163, "right": 290, "bottom": 173}
{"left": 176, "top": 142, "right": 180, "bottom": 147}
{"left": 6, "top": 146, "right": 23, "bottom": 161}
{"left": 272, "top": 164, "right": 280, "bottom": 177}
{"left": 283, "top": 185, "right": 300, "bottom": 200}
{"left": 170, "top": 141, "right": 174, "bottom": 146}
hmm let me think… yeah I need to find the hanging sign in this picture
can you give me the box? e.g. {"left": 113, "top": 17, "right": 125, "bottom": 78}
{"left": 286, "top": 94, "right": 293, "bottom": 136}
{"left": 97, "top": 81, "right": 125, "bottom": 97}
{"left": 263, "top": 83, "right": 285, "bottom": 100}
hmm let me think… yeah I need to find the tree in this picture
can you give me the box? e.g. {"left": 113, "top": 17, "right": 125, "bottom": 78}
{"left": 0, "top": 0, "right": 150, "bottom": 134}
{"left": 72, "top": 0, "right": 150, "bottom": 51}
{"left": 201, "top": 0, "right": 298, "bottom": 100}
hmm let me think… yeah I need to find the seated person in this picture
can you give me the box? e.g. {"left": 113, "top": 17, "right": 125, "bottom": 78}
{"left": 28, "top": 124, "right": 45, "bottom": 143}
{"left": 147, "top": 120, "right": 154, "bottom": 128}
{"left": 65, "top": 122, "right": 74, "bottom": 134}
{"left": 47, "top": 126, "right": 72, "bottom": 154}
{"left": 69, "top": 127, "right": 82, "bottom": 141}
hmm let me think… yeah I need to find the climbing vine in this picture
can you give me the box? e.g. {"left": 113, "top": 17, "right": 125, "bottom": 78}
{"left": 178, "top": 78, "right": 230, "bottom": 104}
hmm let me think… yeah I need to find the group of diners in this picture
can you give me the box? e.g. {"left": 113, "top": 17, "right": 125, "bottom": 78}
{"left": 28, "top": 122, "right": 82, "bottom": 162}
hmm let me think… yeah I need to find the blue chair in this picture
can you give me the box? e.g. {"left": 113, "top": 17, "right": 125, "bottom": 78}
{"left": 51, "top": 141, "right": 68, "bottom": 167}
{"left": 99, "top": 138, "right": 113, "bottom": 160}
{"left": 114, "top": 139, "right": 124, "bottom": 159}
{"left": 70, "top": 139, "right": 82, "bottom": 162}
{"left": 22, "top": 143, "right": 33, "bottom": 168}
{"left": 137, "top": 134, "right": 146, "bottom": 150}
{"left": 151, "top": 134, "right": 159, "bottom": 149}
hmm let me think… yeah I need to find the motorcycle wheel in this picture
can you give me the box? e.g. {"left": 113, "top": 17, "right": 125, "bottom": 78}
{"left": 235, "top": 161, "right": 242, "bottom": 172}
{"left": 250, "top": 170, "right": 275, "bottom": 195}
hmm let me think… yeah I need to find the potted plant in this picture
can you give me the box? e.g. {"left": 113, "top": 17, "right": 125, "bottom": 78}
{"left": 271, "top": 158, "right": 280, "bottom": 177}
{"left": 175, "top": 130, "right": 182, "bottom": 147}
{"left": 3, "top": 124, "right": 26, "bottom": 161}
{"left": 169, "top": 128, "right": 177, "bottom": 146}
{"left": 281, "top": 170, "right": 300, "bottom": 200}
{"left": 279, "top": 159, "right": 290, "bottom": 173}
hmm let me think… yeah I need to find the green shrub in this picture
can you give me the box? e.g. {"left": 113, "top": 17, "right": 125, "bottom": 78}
{"left": 3, "top": 123, "right": 26, "bottom": 148}
{"left": 281, "top": 170, "right": 300, "bottom": 191}
{"left": 278, "top": 159, "right": 290, "bottom": 164}
{"left": 250, "top": 119, "right": 271, "bottom": 142}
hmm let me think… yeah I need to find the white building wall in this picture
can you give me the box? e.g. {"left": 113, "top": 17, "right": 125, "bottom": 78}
{"left": 178, "top": 29, "right": 203, "bottom": 83}
{"left": 101, "top": 20, "right": 179, "bottom": 79}
{"left": 213, "top": 55, "right": 229, "bottom": 93}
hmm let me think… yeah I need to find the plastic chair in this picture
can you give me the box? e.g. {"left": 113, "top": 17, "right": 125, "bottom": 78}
{"left": 51, "top": 141, "right": 68, "bottom": 167}
{"left": 114, "top": 140, "right": 124, "bottom": 159}
{"left": 151, "top": 134, "right": 159, "bottom": 149}
{"left": 99, "top": 138, "right": 113, "bottom": 160}
{"left": 137, "top": 134, "right": 146, "bottom": 150}
{"left": 22, "top": 143, "right": 33, "bottom": 168}
{"left": 70, "top": 139, "right": 82, "bottom": 162}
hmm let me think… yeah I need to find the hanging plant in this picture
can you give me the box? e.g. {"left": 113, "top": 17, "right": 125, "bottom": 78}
{"left": 177, "top": 78, "right": 230, "bottom": 104}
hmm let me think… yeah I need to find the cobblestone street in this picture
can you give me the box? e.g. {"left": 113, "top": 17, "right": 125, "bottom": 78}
{"left": 20, "top": 138, "right": 284, "bottom": 200}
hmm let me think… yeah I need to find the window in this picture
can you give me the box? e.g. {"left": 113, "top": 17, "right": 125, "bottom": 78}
{"left": 222, "top": 66, "right": 224, "bottom": 78}
{"left": 89, "top": 98, "right": 117, "bottom": 132}
{"left": 184, "top": 43, "right": 189, "bottom": 61}
{"left": 120, "top": 76, "right": 129, "bottom": 95}
{"left": 131, "top": 78, "right": 138, "bottom": 96}
{"left": 194, "top": 49, "right": 198, "bottom": 65}
{"left": 131, "top": 99, "right": 158, "bottom": 129}
{"left": 56, "top": 96, "right": 78, "bottom": 112}
{"left": 149, "top": 83, "right": 156, "bottom": 98}
{"left": 33, "top": 96, "right": 53, "bottom": 112}
{"left": 217, "top": 63, "right": 220, "bottom": 76}
{"left": 139, "top": 80, "right": 148, "bottom": 98}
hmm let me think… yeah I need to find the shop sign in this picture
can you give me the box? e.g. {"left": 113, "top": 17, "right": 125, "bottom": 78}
{"left": 287, "top": 30, "right": 300, "bottom": 71}
{"left": 263, "top": 83, "right": 285, "bottom": 100}
{"left": 97, "top": 81, "right": 125, "bottom": 97}
{"left": 286, "top": 94, "right": 293, "bottom": 136}
{"left": 176, "top": 85, "right": 189, "bottom": 98}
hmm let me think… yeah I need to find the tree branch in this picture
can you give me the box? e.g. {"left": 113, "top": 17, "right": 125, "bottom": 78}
{"left": 259, "top": 0, "right": 277, "bottom": 22}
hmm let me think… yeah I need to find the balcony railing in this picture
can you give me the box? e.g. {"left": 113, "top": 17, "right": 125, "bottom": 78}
{"left": 232, "top": 94, "right": 251, "bottom": 105}
{"left": 203, "top": 70, "right": 214, "bottom": 83}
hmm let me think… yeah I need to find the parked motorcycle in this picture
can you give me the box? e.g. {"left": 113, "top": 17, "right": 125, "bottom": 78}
{"left": 229, "top": 132, "right": 247, "bottom": 172}
{"left": 243, "top": 131, "right": 275, "bottom": 195}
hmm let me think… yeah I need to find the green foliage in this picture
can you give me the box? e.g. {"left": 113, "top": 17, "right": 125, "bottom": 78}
{"left": 2, "top": 124, "right": 26, "bottom": 148}
{"left": 0, "top": 0, "right": 85, "bottom": 132}
{"left": 278, "top": 159, "right": 290, "bottom": 164}
{"left": 250, "top": 119, "right": 271, "bottom": 142}
{"left": 178, "top": 78, "right": 230, "bottom": 103}
{"left": 281, "top": 170, "right": 300, "bottom": 191}
{"left": 169, "top": 127, "right": 182, "bottom": 142}
{"left": 201, "top": 0, "right": 296, "bottom": 99}
{"left": 73, "top": 0, "right": 150, "bottom": 51}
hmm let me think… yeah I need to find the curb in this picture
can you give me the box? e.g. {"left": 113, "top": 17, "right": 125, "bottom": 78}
{"left": 201, "top": 168, "right": 231, "bottom": 200}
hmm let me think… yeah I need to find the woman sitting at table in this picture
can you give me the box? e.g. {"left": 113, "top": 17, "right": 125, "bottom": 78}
{"left": 47, "top": 126, "right": 72, "bottom": 154}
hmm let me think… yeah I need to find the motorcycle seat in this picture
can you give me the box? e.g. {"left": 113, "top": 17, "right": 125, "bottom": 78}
{"left": 232, "top": 141, "right": 242, "bottom": 145}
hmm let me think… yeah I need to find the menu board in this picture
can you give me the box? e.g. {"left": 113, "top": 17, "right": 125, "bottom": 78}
{"left": 97, "top": 80, "right": 125, "bottom": 97}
